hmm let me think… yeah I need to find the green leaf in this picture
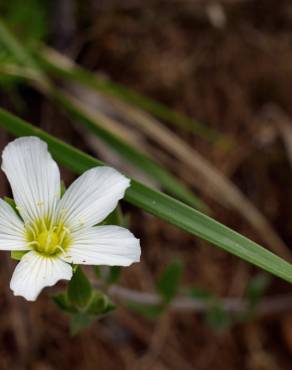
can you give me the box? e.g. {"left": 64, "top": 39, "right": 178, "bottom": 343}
{"left": 106, "top": 266, "right": 122, "bottom": 285}
{"left": 206, "top": 302, "right": 231, "bottom": 331}
{"left": 0, "top": 20, "right": 209, "bottom": 210}
{"left": 0, "top": 108, "right": 292, "bottom": 284}
{"left": 53, "top": 292, "right": 77, "bottom": 314}
{"left": 4, "top": 196, "right": 22, "bottom": 221}
{"left": 4, "top": 196, "right": 21, "bottom": 217}
{"left": 10, "top": 250, "right": 27, "bottom": 261}
{"left": 53, "top": 289, "right": 115, "bottom": 317}
{"left": 38, "top": 47, "right": 224, "bottom": 144}
{"left": 87, "top": 291, "right": 116, "bottom": 315}
{"left": 52, "top": 90, "right": 207, "bottom": 211}
{"left": 0, "top": 20, "right": 207, "bottom": 210}
{"left": 189, "top": 287, "right": 213, "bottom": 301}
{"left": 0, "top": 0, "right": 48, "bottom": 49}
{"left": 127, "top": 302, "right": 164, "bottom": 319}
{"left": 67, "top": 267, "right": 92, "bottom": 309}
{"left": 157, "top": 259, "right": 183, "bottom": 303}
{"left": 94, "top": 266, "right": 101, "bottom": 279}
{"left": 4, "top": 196, "right": 16, "bottom": 209}
{"left": 100, "top": 206, "right": 122, "bottom": 226}
{"left": 245, "top": 273, "right": 270, "bottom": 307}
{"left": 60, "top": 180, "right": 66, "bottom": 196}
{"left": 0, "top": 19, "right": 42, "bottom": 72}
{"left": 70, "top": 313, "right": 95, "bottom": 336}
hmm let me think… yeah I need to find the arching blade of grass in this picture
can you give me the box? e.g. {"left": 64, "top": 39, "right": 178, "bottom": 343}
{"left": 4, "top": 63, "right": 289, "bottom": 259}
{"left": 0, "top": 63, "right": 207, "bottom": 212}
{"left": 0, "top": 107, "right": 291, "bottom": 283}
{"left": 0, "top": 20, "right": 207, "bottom": 211}
{"left": 111, "top": 96, "right": 292, "bottom": 260}
{"left": 0, "top": 20, "right": 35, "bottom": 68}
{"left": 37, "top": 47, "right": 227, "bottom": 145}
{"left": 45, "top": 76, "right": 289, "bottom": 260}
{"left": 51, "top": 89, "right": 208, "bottom": 211}
{"left": 34, "top": 47, "right": 290, "bottom": 261}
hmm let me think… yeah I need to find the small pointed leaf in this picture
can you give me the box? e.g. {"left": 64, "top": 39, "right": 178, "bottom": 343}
{"left": 157, "top": 259, "right": 183, "bottom": 304}
{"left": 68, "top": 267, "right": 92, "bottom": 308}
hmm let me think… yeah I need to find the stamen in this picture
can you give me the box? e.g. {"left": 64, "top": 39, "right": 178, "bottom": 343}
{"left": 41, "top": 218, "right": 48, "bottom": 231}
{"left": 26, "top": 241, "right": 40, "bottom": 247}
{"left": 59, "top": 227, "right": 69, "bottom": 245}
{"left": 56, "top": 245, "right": 65, "bottom": 255}
{"left": 25, "top": 222, "right": 37, "bottom": 239}
{"left": 25, "top": 219, "right": 71, "bottom": 257}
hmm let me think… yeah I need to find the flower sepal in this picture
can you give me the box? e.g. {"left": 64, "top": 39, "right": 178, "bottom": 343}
{"left": 10, "top": 250, "right": 28, "bottom": 261}
{"left": 68, "top": 293, "right": 116, "bottom": 335}
{"left": 53, "top": 289, "right": 115, "bottom": 315}
{"left": 68, "top": 266, "right": 93, "bottom": 309}
{"left": 53, "top": 266, "right": 116, "bottom": 334}
{"left": 4, "top": 197, "right": 17, "bottom": 212}
{"left": 53, "top": 289, "right": 116, "bottom": 335}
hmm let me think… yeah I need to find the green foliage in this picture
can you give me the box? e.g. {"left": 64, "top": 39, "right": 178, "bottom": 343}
{"left": 0, "top": 0, "right": 48, "bottom": 49}
{"left": 54, "top": 267, "right": 116, "bottom": 334}
{"left": 157, "top": 259, "right": 183, "bottom": 304}
{"left": 205, "top": 302, "right": 231, "bottom": 331}
{"left": 53, "top": 292, "right": 76, "bottom": 314}
{"left": 245, "top": 273, "right": 270, "bottom": 307}
{"left": 87, "top": 291, "right": 116, "bottom": 315}
{"left": 52, "top": 90, "right": 207, "bottom": 211}
{"left": 69, "top": 313, "right": 95, "bottom": 336}
{"left": 189, "top": 287, "right": 213, "bottom": 300}
{"left": 127, "top": 302, "right": 164, "bottom": 320}
{"left": 94, "top": 266, "right": 122, "bottom": 286}
{"left": 100, "top": 205, "right": 128, "bottom": 230}
{"left": 10, "top": 250, "right": 27, "bottom": 261}
{"left": 38, "top": 50, "right": 225, "bottom": 144}
{"left": 0, "top": 21, "right": 291, "bottom": 282}
{"left": 68, "top": 267, "right": 92, "bottom": 309}
{"left": 94, "top": 266, "right": 101, "bottom": 280}
{"left": 106, "top": 266, "right": 122, "bottom": 285}
{"left": 0, "top": 108, "right": 291, "bottom": 283}
{"left": 4, "top": 196, "right": 18, "bottom": 212}
{"left": 100, "top": 206, "right": 122, "bottom": 226}
{"left": 60, "top": 180, "right": 66, "bottom": 197}
{"left": 0, "top": 17, "right": 207, "bottom": 210}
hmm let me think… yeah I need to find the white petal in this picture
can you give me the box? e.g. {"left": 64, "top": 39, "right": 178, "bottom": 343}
{"left": 0, "top": 199, "right": 27, "bottom": 250}
{"left": 63, "top": 225, "right": 140, "bottom": 266}
{"left": 10, "top": 251, "right": 72, "bottom": 301}
{"left": 57, "top": 167, "right": 130, "bottom": 231}
{"left": 2, "top": 137, "right": 61, "bottom": 223}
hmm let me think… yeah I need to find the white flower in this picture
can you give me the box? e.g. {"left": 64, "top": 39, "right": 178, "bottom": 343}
{"left": 0, "top": 136, "right": 141, "bottom": 301}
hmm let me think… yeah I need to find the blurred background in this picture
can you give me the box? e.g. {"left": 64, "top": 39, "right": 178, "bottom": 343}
{"left": 1, "top": 0, "right": 292, "bottom": 369}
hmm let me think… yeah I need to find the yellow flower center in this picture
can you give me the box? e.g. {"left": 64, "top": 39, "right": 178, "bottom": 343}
{"left": 36, "top": 230, "right": 59, "bottom": 254}
{"left": 26, "top": 220, "right": 71, "bottom": 257}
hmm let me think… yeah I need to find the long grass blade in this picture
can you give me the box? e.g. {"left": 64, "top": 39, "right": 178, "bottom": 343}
{"left": 33, "top": 47, "right": 291, "bottom": 260}
{"left": 0, "top": 107, "right": 291, "bottom": 283}
{"left": 0, "top": 21, "right": 207, "bottom": 211}
{"left": 53, "top": 81, "right": 290, "bottom": 260}
{"left": 37, "top": 47, "right": 226, "bottom": 144}
{"left": 52, "top": 89, "right": 207, "bottom": 211}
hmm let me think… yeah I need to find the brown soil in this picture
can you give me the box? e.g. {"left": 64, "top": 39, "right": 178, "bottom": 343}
{"left": 1, "top": 0, "right": 292, "bottom": 369}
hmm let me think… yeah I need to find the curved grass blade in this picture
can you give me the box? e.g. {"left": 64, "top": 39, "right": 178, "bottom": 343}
{"left": 37, "top": 47, "right": 225, "bottom": 144}
{"left": 52, "top": 89, "right": 207, "bottom": 211}
{"left": 0, "top": 107, "right": 291, "bottom": 283}
{"left": 0, "top": 63, "right": 207, "bottom": 212}
{"left": 34, "top": 48, "right": 290, "bottom": 260}
{"left": 0, "top": 21, "right": 206, "bottom": 211}
{"left": 112, "top": 98, "right": 291, "bottom": 260}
